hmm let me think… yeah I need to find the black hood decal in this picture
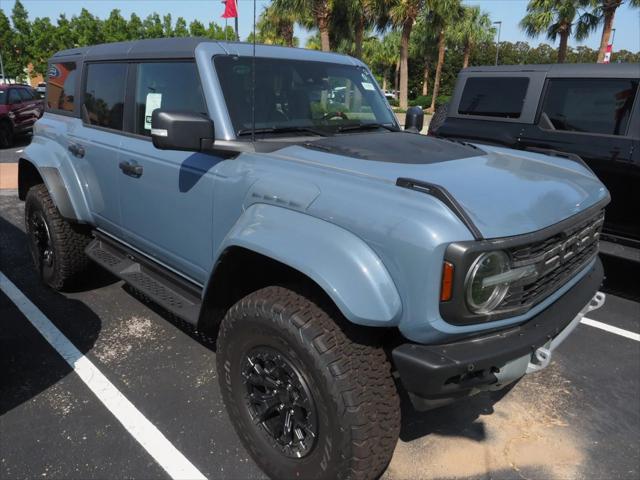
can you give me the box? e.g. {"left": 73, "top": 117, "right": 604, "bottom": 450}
{"left": 302, "top": 131, "right": 484, "bottom": 164}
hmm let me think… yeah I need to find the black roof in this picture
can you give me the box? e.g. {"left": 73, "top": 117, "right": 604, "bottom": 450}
{"left": 462, "top": 63, "right": 640, "bottom": 78}
{"left": 52, "top": 37, "right": 207, "bottom": 61}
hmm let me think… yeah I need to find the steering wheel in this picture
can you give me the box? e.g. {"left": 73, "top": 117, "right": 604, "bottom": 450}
{"left": 322, "top": 111, "right": 349, "bottom": 121}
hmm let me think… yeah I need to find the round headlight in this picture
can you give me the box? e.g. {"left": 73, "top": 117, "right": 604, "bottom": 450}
{"left": 465, "top": 251, "right": 510, "bottom": 314}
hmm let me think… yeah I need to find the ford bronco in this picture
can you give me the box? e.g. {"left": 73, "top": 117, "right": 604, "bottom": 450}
{"left": 19, "top": 38, "right": 607, "bottom": 480}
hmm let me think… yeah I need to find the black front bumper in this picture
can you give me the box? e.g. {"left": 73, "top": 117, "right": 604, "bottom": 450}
{"left": 393, "top": 257, "right": 603, "bottom": 410}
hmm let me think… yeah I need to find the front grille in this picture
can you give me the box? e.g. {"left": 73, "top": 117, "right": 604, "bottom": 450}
{"left": 498, "top": 210, "right": 604, "bottom": 311}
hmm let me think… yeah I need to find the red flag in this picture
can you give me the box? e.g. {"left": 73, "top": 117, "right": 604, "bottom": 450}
{"left": 222, "top": 0, "right": 238, "bottom": 19}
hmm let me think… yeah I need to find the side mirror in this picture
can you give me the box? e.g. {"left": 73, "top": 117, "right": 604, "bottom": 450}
{"left": 151, "top": 110, "right": 214, "bottom": 152}
{"left": 404, "top": 106, "right": 424, "bottom": 133}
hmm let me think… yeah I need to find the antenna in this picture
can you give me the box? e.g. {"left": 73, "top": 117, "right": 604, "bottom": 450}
{"left": 251, "top": 0, "right": 256, "bottom": 143}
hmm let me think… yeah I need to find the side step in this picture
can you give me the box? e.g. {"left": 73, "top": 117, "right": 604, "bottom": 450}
{"left": 85, "top": 233, "right": 203, "bottom": 325}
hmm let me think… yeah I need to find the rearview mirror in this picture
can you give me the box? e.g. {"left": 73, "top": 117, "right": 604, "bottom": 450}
{"left": 151, "top": 110, "right": 214, "bottom": 152}
{"left": 404, "top": 106, "right": 424, "bottom": 133}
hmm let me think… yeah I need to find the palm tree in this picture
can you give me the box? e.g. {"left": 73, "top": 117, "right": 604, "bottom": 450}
{"left": 592, "top": 0, "right": 640, "bottom": 62}
{"left": 257, "top": 5, "right": 297, "bottom": 47}
{"left": 520, "top": 0, "right": 598, "bottom": 63}
{"left": 273, "top": 0, "right": 333, "bottom": 51}
{"left": 427, "top": 0, "right": 463, "bottom": 113}
{"left": 448, "top": 6, "right": 494, "bottom": 69}
{"left": 410, "top": 16, "right": 438, "bottom": 96}
{"left": 373, "top": 0, "right": 425, "bottom": 109}
{"left": 364, "top": 32, "right": 400, "bottom": 91}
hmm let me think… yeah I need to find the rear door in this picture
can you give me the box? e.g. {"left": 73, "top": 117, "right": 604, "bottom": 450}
{"left": 17, "top": 87, "right": 41, "bottom": 128}
{"left": 68, "top": 62, "right": 129, "bottom": 236}
{"left": 117, "top": 61, "right": 223, "bottom": 283}
{"left": 520, "top": 77, "right": 639, "bottom": 243}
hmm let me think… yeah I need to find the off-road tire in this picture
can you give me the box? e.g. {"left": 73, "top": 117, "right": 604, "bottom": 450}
{"left": 25, "top": 184, "right": 91, "bottom": 290}
{"left": 0, "top": 121, "right": 12, "bottom": 148}
{"left": 428, "top": 102, "right": 449, "bottom": 135}
{"left": 216, "top": 286, "right": 400, "bottom": 480}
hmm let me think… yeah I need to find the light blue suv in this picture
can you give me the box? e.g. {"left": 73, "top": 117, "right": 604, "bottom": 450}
{"left": 19, "top": 38, "right": 608, "bottom": 480}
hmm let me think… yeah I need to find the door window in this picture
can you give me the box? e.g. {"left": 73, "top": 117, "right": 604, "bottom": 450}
{"left": 134, "top": 62, "right": 207, "bottom": 136}
{"left": 47, "top": 62, "right": 77, "bottom": 112}
{"left": 8, "top": 89, "right": 21, "bottom": 105}
{"left": 18, "top": 88, "right": 35, "bottom": 101}
{"left": 458, "top": 77, "right": 529, "bottom": 118}
{"left": 83, "top": 63, "right": 128, "bottom": 130}
{"left": 541, "top": 78, "right": 638, "bottom": 136}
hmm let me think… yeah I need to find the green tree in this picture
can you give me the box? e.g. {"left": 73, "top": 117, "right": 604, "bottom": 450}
{"left": 410, "top": 15, "right": 438, "bottom": 96}
{"left": 11, "top": 0, "right": 31, "bottom": 68}
{"left": 425, "top": 0, "right": 463, "bottom": 112}
{"left": 143, "top": 13, "right": 164, "bottom": 39}
{"left": 373, "top": 0, "right": 425, "bottom": 109}
{"left": 0, "top": 9, "right": 22, "bottom": 80}
{"left": 162, "top": 14, "right": 174, "bottom": 37}
{"left": 127, "top": 13, "right": 144, "bottom": 39}
{"left": 70, "top": 9, "right": 104, "bottom": 46}
{"left": 103, "top": 9, "right": 129, "bottom": 43}
{"left": 29, "top": 17, "right": 59, "bottom": 75}
{"left": 520, "top": 0, "right": 597, "bottom": 63}
{"left": 448, "top": 6, "right": 494, "bottom": 68}
{"left": 256, "top": 5, "right": 297, "bottom": 47}
{"left": 189, "top": 20, "right": 207, "bottom": 37}
{"left": 364, "top": 32, "right": 400, "bottom": 91}
{"left": 174, "top": 17, "right": 189, "bottom": 37}
{"left": 273, "top": 0, "right": 334, "bottom": 51}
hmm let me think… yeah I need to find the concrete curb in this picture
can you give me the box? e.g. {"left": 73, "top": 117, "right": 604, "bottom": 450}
{"left": 0, "top": 163, "right": 18, "bottom": 190}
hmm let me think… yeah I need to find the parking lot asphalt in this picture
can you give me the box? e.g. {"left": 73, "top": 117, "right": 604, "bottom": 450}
{"left": 1, "top": 146, "right": 639, "bottom": 479}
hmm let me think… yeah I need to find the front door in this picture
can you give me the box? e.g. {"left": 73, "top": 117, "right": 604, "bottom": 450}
{"left": 118, "top": 61, "right": 222, "bottom": 283}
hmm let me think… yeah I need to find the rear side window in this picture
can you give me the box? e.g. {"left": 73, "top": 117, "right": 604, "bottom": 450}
{"left": 83, "top": 63, "right": 127, "bottom": 130}
{"left": 133, "top": 62, "right": 206, "bottom": 136}
{"left": 18, "top": 88, "right": 35, "bottom": 101}
{"left": 458, "top": 77, "right": 529, "bottom": 118}
{"left": 47, "top": 62, "right": 77, "bottom": 112}
{"left": 541, "top": 78, "right": 638, "bottom": 136}
{"left": 8, "top": 89, "right": 21, "bottom": 104}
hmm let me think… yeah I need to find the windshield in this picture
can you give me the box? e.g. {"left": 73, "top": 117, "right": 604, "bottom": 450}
{"left": 214, "top": 56, "right": 398, "bottom": 136}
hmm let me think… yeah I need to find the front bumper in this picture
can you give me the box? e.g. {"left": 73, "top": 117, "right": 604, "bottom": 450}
{"left": 393, "top": 257, "right": 605, "bottom": 410}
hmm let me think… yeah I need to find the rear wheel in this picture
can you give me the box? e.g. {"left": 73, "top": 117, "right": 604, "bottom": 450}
{"left": 25, "top": 184, "right": 91, "bottom": 290}
{"left": 216, "top": 286, "right": 400, "bottom": 480}
{"left": 0, "top": 122, "right": 12, "bottom": 148}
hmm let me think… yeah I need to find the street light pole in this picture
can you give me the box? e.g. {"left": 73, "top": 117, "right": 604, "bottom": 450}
{"left": 493, "top": 21, "right": 502, "bottom": 66}
{"left": 0, "top": 46, "right": 5, "bottom": 83}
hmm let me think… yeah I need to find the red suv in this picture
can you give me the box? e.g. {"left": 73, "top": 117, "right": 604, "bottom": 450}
{"left": 0, "top": 84, "right": 44, "bottom": 148}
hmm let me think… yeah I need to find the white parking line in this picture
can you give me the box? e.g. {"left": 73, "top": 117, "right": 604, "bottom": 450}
{"left": 0, "top": 272, "right": 208, "bottom": 480}
{"left": 581, "top": 317, "right": 640, "bottom": 342}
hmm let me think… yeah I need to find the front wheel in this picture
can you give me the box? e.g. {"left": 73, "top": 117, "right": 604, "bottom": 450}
{"left": 216, "top": 286, "right": 400, "bottom": 480}
{"left": 25, "top": 184, "right": 91, "bottom": 290}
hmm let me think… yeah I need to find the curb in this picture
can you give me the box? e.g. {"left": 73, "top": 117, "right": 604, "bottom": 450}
{"left": 0, "top": 163, "right": 18, "bottom": 190}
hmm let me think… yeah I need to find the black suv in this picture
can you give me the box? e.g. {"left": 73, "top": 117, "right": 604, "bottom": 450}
{"left": 430, "top": 64, "right": 640, "bottom": 259}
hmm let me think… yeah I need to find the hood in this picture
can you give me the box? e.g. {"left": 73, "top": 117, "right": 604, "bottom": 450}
{"left": 273, "top": 132, "right": 609, "bottom": 239}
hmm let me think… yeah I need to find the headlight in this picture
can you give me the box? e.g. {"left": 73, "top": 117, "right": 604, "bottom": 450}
{"left": 465, "top": 251, "right": 510, "bottom": 314}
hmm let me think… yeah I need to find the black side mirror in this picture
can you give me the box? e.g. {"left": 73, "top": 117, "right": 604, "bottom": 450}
{"left": 404, "top": 106, "right": 424, "bottom": 133}
{"left": 151, "top": 110, "right": 215, "bottom": 152}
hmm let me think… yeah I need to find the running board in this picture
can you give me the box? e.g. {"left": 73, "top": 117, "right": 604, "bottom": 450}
{"left": 85, "top": 233, "right": 202, "bottom": 325}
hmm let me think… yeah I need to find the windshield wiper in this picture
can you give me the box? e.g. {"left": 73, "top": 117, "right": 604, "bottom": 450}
{"left": 237, "top": 126, "right": 327, "bottom": 137}
{"left": 335, "top": 122, "right": 398, "bottom": 133}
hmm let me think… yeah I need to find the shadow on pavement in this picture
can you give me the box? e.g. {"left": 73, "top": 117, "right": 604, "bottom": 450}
{"left": 600, "top": 253, "right": 640, "bottom": 302}
{"left": 0, "top": 214, "right": 103, "bottom": 415}
{"left": 398, "top": 381, "right": 515, "bottom": 443}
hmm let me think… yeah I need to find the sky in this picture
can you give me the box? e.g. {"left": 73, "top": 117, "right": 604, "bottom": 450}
{"left": 1, "top": 0, "right": 639, "bottom": 53}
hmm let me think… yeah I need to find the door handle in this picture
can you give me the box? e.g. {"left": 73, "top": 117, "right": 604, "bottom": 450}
{"left": 119, "top": 161, "right": 143, "bottom": 178}
{"left": 68, "top": 143, "right": 85, "bottom": 158}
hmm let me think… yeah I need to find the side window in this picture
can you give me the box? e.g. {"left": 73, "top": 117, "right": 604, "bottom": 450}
{"left": 83, "top": 63, "right": 128, "bottom": 130}
{"left": 458, "top": 77, "right": 529, "bottom": 118}
{"left": 18, "top": 88, "right": 35, "bottom": 101}
{"left": 47, "top": 62, "right": 77, "bottom": 112}
{"left": 134, "top": 62, "right": 206, "bottom": 136}
{"left": 8, "top": 89, "right": 21, "bottom": 104}
{"left": 541, "top": 78, "right": 638, "bottom": 136}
